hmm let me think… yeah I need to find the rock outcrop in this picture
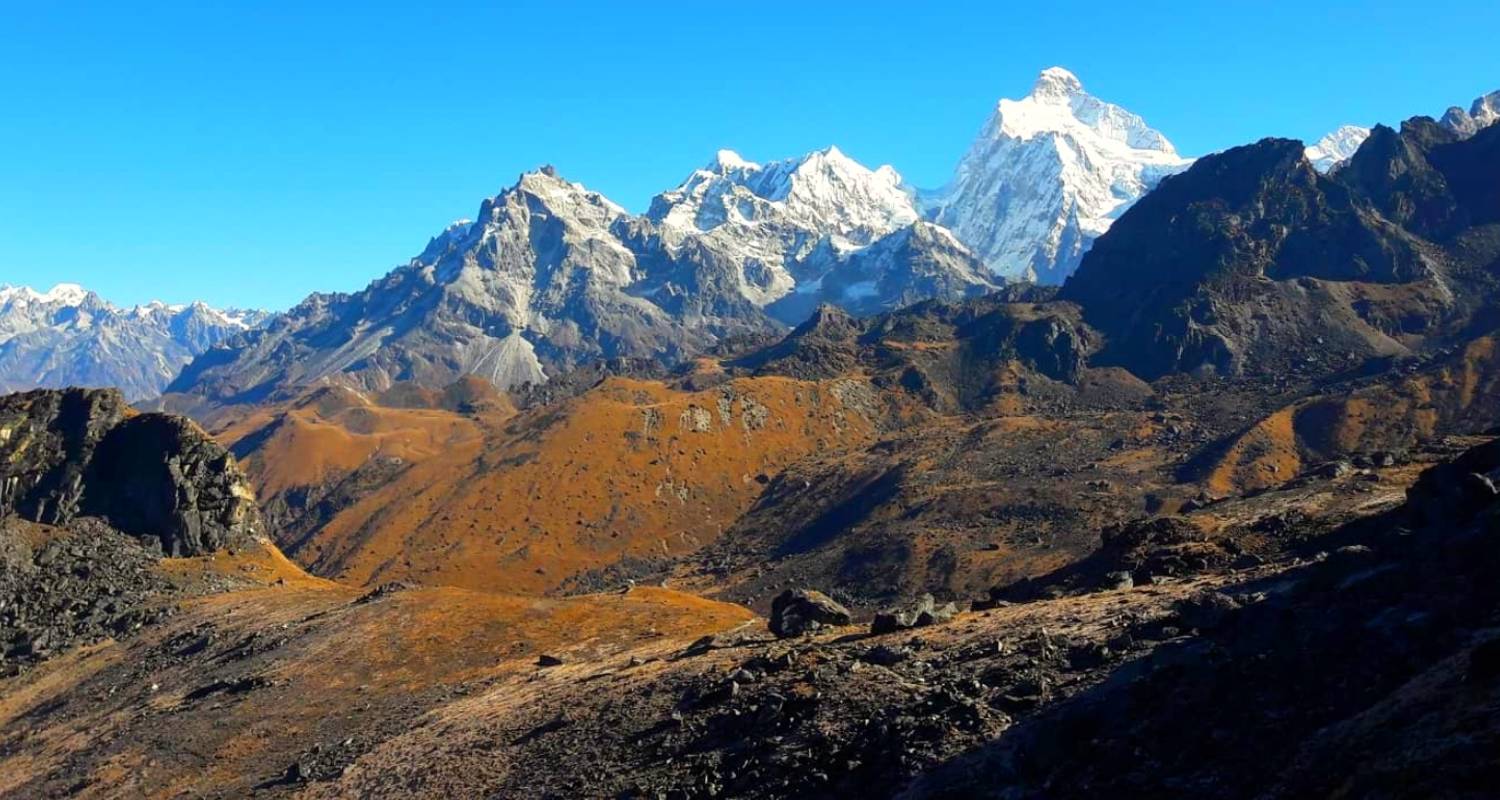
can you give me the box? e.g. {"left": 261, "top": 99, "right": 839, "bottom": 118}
{"left": 1062, "top": 121, "right": 1500, "bottom": 380}
{"left": 737, "top": 295, "right": 1096, "bottom": 411}
{"left": 0, "top": 388, "right": 262, "bottom": 555}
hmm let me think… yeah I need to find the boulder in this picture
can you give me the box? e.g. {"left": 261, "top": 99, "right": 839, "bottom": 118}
{"left": 1406, "top": 438, "right": 1500, "bottom": 524}
{"left": 870, "top": 593, "right": 958, "bottom": 635}
{"left": 768, "top": 589, "right": 852, "bottom": 638}
{"left": 870, "top": 609, "right": 915, "bottom": 635}
{"left": 1174, "top": 592, "right": 1243, "bottom": 632}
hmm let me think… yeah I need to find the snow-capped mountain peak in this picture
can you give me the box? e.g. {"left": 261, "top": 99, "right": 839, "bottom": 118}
{"left": 922, "top": 67, "right": 1191, "bottom": 284}
{"left": 0, "top": 284, "right": 270, "bottom": 400}
{"left": 641, "top": 145, "right": 928, "bottom": 307}
{"left": 709, "top": 149, "right": 758, "bottom": 172}
{"left": 0, "top": 283, "right": 92, "bottom": 307}
{"left": 507, "top": 167, "right": 628, "bottom": 221}
{"left": 1305, "top": 125, "right": 1372, "bottom": 173}
{"left": 988, "top": 67, "right": 1178, "bottom": 155}
{"left": 650, "top": 146, "right": 917, "bottom": 246}
{"left": 1031, "top": 66, "right": 1085, "bottom": 98}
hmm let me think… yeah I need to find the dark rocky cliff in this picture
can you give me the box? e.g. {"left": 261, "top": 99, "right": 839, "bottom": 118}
{"left": 0, "top": 388, "right": 262, "bottom": 556}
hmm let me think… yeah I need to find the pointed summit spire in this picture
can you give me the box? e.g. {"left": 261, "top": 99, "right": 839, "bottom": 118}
{"left": 1031, "top": 67, "right": 1084, "bottom": 100}
{"left": 924, "top": 66, "right": 1190, "bottom": 284}
{"left": 709, "top": 149, "right": 757, "bottom": 172}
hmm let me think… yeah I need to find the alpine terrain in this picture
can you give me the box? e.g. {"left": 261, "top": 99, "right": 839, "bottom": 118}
{"left": 166, "top": 154, "right": 998, "bottom": 404}
{"left": 1304, "top": 87, "right": 1500, "bottom": 174}
{"left": 4, "top": 52, "right": 1500, "bottom": 800}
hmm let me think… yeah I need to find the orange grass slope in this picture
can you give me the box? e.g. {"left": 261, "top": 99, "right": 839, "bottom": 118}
{"left": 218, "top": 380, "right": 512, "bottom": 499}
{"left": 256, "top": 374, "right": 886, "bottom": 594}
{"left": 1207, "top": 335, "right": 1500, "bottom": 494}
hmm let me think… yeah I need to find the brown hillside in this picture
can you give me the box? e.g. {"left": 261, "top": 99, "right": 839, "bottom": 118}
{"left": 227, "top": 375, "right": 886, "bottom": 595}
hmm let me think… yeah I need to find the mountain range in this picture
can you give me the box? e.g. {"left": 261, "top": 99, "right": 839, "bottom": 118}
{"left": 4, "top": 71, "right": 1498, "bottom": 404}
{"left": 161, "top": 149, "right": 1002, "bottom": 401}
{"left": 156, "top": 68, "right": 1186, "bottom": 401}
{"left": 0, "top": 284, "right": 266, "bottom": 401}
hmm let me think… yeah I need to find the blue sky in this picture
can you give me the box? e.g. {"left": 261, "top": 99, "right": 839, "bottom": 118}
{"left": 3, "top": 1, "right": 1497, "bottom": 310}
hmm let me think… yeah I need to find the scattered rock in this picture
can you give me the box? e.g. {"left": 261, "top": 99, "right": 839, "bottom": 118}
{"left": 353, "top": 582, "right": 413, "bottom": 605}
{"left": 861, "top": 643, "right": 911, "bottom": 666}
{"left": 1468, "top": 639, "right": 1500, "bottom": 683}
{"left": 1315, "top": 460, "right": 1355, "bottom": 480}
{"left": 680, "top": 634, "right": 719, "bottom": 657}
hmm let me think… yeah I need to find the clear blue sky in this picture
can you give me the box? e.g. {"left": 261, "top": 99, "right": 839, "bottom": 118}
{"left": 3, "top": 1, "right": 1497, "bottom": 310}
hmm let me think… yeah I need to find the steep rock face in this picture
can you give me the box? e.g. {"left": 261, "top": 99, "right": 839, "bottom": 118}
{"left": 168, "top": 170, "right": 760, "bottom": 403}
{"left": 1440, "top": 89, "right": 1500, "bottom": 137}
{"left": 0, "top": 388, "right": 261, "bottom": 555}
{"left": 0, "top": 284, "right": 267, "bottom": 401}
{"left": 1061, "top": 123, "right": 1500, "bottom": 379}
{"left": 1345, "top": 117, "right": 1500, "bottom": 235}
{"left": 171, "top": 159, "right": 997, "bottom": 404}
{"left": 922, "top": 67, "right": 1191, "bottom": 284}
{"left": 1337, "top": 118, "right": 1467, "bottom": 238}
{"left": 766, "top": 221, "right": 998, "bottom": 322}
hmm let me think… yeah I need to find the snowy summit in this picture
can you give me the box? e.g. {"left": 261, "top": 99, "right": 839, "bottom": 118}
{"left": 1305, "top": 125, "right": 1372, "bottom": 173}
{"left": 921, "top": 67, "right": 1192, "bottom": 284}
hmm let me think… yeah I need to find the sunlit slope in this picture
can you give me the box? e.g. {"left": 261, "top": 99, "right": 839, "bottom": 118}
{"left": 227, "top": 375, "right": 882, "bottom": 594}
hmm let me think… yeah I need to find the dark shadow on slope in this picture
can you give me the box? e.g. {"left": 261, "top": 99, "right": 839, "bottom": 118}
{"left": 773, "top": 465, "right": 907, "bottom": 558}
{"left": 904, "top": 441, "right": 1500, "bottom": 799}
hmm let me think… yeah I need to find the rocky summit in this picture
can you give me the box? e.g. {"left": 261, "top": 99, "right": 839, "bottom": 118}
{"left": 1061, "top": 121, "right": 1500, "bottom": 380}
{"left": 0, "top": 387, "right": 262, "bottom": 555}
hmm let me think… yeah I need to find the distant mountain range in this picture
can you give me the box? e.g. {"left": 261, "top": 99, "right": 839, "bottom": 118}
{"left": 0, "top": 284, "right": 266, "bottom": 401}
{"left": 160, "top": 68, "right": 1189, "bottom": 401}
{"left": 6, "top": 71, "right": 1498, "bottom": 402}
